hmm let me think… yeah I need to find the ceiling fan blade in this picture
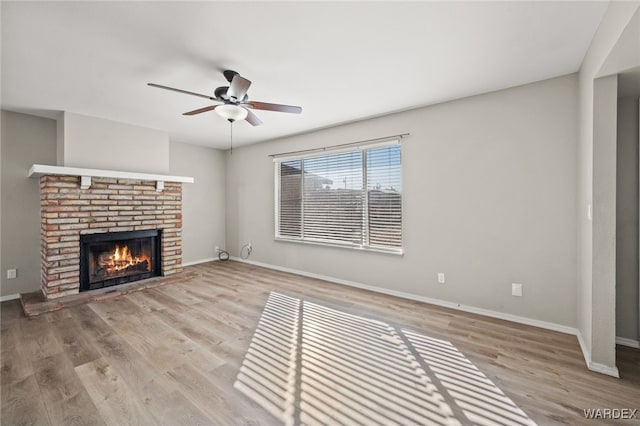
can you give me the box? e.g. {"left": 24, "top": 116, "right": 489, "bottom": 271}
{"left": 183, "top": 105, "right": 218, "bottom": 116}
{"left": 148, "top": 83, "right": 216, "bottom": 101}
{"left": 227, "top": 74, "right": 251, "bottom": 101}
{"left": 244, "top": 101, "right": 302, "bottom": 114}
{"left": 227, "top": 75, "right": 252, "bottom": 101}
{"left": 245, "top": 109, "right": 263, "bottom": 126}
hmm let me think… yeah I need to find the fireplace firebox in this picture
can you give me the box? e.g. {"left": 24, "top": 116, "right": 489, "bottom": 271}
{"left": 80, "top": 230, "right": 161, "bottom": 292}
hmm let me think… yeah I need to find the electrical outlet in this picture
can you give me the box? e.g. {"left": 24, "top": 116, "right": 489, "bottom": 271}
{"left": 248, "top": 240, "right": 252, "bottom": 249}
{"left": 215, "top": 246, "right": 220, "bottom": 253}
{"left": 7, "top": 269, "right": 17, "bottom": 280}
{"left": 512, "top": 283, "right": 523, "bottom": 297}
{"left": 437, "top": 273, "right": 445, "bottom": 284}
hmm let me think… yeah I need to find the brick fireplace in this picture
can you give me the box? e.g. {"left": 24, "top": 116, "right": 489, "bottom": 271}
{"left": 39, "top": 175, "right": 183, "bottom": 299}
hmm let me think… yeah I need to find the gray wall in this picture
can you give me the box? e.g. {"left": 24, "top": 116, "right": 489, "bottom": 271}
{"left": 61, "top": 111, "right": 170, "bottom": 174}
{"left": 169, "top": 141, "right": 226, "bottom": 264}
{"left": 226, "top": 74, "right": 579, "bottom": 327}
{"left": 616, "top": 96, "right": 639, "bottom": 341}
{"left": 0, "top": 111, "right": 226, "bottom": 297}
{"left": 1, "top": 111, "right": 56, "bottom": 296}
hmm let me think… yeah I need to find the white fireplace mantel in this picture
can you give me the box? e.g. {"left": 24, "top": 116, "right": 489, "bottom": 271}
{"left": 28, "top": 164, "right": 194, "bottom": 190}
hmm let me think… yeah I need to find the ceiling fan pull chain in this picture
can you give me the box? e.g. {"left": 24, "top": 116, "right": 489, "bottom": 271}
{"left": 230, "top": 120, "right": 233, "bottom": 155}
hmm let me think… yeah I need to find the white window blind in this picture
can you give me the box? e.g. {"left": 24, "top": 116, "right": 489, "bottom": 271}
{"left": 275, "top": 141, "right": 402, "bottom": 252}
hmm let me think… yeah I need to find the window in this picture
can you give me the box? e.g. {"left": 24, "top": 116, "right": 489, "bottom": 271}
{"left": 275, "top": 141, "right": 402, "bottom": 253}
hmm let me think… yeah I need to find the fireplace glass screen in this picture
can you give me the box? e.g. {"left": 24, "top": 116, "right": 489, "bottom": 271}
{"left": 80, "top": 230, "right": 161, "bottom": 291}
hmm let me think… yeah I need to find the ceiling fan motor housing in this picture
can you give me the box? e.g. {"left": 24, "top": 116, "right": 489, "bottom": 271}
{"left": 214, "top": 86, "right": 228, "bottom": 100}
{"left": 215, "top": 86, "right": 248, "bottom": 103}
{"left": 223, "top": 69, "right": 239, "bottom": 83}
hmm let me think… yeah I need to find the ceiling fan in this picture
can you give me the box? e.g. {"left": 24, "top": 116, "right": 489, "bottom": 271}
{"left": 148, "top": 70, "right": 302, "bottom": 126}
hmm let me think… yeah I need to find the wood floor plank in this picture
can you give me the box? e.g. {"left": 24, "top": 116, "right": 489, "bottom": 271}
{"left": 1, "top": 326, "right": 34, "bottom": 387}
{"left": 1, "top": 260, "right": 639, "bottom": 426}
{"left": 126, "top": 292, "right": 228, "bottom": 362}
{"left": 89, "top": 297, "right": 226, "bottom": 374}
{"left": 74, "top": 313, "right": 211, "bottom": 425}
{"left": 166, "top": 362, "right": 279, "bottom": 425}
{"left": 75, "top": 357, "right": 156, "bottom": 426}
{"left": 0, "top": 300, "right": 23, "bottom": 331}
{"left": 19, "top": 315, "right": 64, "bottom": 362}
{"left": 32, "top": 352, "right": 106, "bottom": 426}
{"left": 0, "top": 374, "right": 50, "bottom": 426}
{"left": 50, "top": 316, "right": 102, "bottom": 368}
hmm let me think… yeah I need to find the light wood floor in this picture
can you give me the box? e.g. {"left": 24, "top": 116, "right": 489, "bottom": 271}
{"left": 1, "top": 261, "right": 639, "bottom": 425}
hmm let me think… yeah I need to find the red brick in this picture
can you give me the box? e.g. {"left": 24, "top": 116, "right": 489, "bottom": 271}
{"left": 46, "top": 253, "right": 74, "bottom": 262}
{"left": 91, "top": 200, "right": 118, "bottom": 205}
{"left": 60, "top": 199, "right": 90, "bottom": 206}
{"left": 87, "top": 189, "right": 117, "bottom": 195}
{"left": 81, "top": 217, "right": 108, "bottom": 223}
{"left": 59, "top": 212, "right": 90, "bottom": 218}
{"left": 80, "top": 194, "right": 109, "bottom": 200}
{"left": 59, "top": 188, "right": 82, "bottom": 194}
{"left": 44, "top": 229, "right": 79, "bottom": 237}
{"left": 48, "top": 218, "right": 79, "bottom": 225}
{"left": 81, "top": 205, "right": 108, "bottom": 211}
{"left": 49, "top": 265, "right": 79, "bottom": 274}
{"left": 46, "top": 289, "right": 79, "bottom": 299}
{"left": 109, "top": 195, "right": 133, "bottom": 200}
{"left": 58, "top": 271, "right": 79, "bottom": 279}
{"left": 89, "top": 222, "right": 111, "bottom": 229}
{"left": 117, "top": 221, "right": 142, "bottom": 227}
{"left": 58, "top": 223, "right": 88, "bottom": 230}
{"left": 59, "top": 259, "right": 80, "bottom": 267}
{"left": 56, "top": 176, "right": 80, "bottom": 183}
{"left": 48, "top": 240, "right": 78, "bottom": 249}
{"left": 110, "top": 227, "right": 134, "bottom": 232}
{"left": 47, "top": 181, "right": 78, "bottom": 188}
{"left": 46, "top": 277, "right": 79, "bottom": 287}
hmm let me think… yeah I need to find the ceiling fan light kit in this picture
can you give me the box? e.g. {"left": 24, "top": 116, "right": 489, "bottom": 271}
{"left": 215, "top": 104, "right": 248, "bottom": 122}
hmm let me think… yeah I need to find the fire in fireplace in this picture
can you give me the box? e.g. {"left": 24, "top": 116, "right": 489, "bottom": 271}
{"left": 80, "top": 230, "right": 161, "bottom": 291}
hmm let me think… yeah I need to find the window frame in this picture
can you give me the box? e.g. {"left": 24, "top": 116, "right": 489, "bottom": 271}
{"left": 274, "top": 139, "right": 403, "bottom": 255}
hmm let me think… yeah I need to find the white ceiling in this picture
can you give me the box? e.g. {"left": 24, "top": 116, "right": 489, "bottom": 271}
{"left": 1, "top": 1, "right": 608, "bottom": 149}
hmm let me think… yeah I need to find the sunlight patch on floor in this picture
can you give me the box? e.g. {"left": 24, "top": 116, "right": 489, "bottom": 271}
{"left": 234, "top": 292, "right": 536, "bottom": 426}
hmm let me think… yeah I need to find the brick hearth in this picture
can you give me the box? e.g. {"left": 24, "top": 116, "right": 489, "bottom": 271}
{"left": 39, "top": 175, "right": 183, "bottom": 299}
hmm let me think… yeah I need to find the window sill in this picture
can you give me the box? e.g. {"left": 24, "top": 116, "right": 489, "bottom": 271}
{"left": 274, "top": 237, "right": 404, "bottom": 256}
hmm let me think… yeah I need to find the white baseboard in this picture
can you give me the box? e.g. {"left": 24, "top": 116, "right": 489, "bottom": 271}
{"left": 616, "top": 336, "right": 640, "bottom": 349}
{"left": 577, "top": 330, "right": 590, "bottom": 365}
{"left": 231, "top": 257, "right": 628, "bottom": 378}
{"left": 182, "top": 257, "right": 218, "bottom": 267}
{"left": 230, "top": 257, "right": 577, "bottom": 335}
{"left": 577, "top": 331, "right": 620, "bottom": 378}
{"left": 588, "top": 361, "right": 620, "bottom": 378}
{"left": 0, "top": 293, "right": 20, "bottom": 302}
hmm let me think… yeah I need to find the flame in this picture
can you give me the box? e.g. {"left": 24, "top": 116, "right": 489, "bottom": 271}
{"left": 103, "top": 243, "right": 151, "bottom": 275}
